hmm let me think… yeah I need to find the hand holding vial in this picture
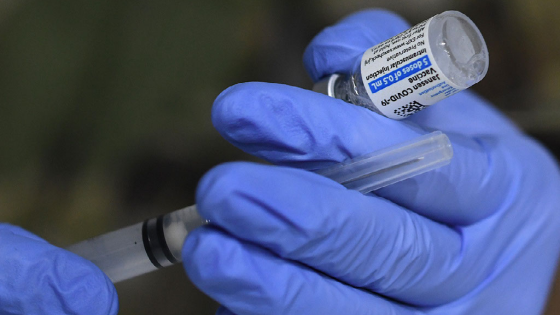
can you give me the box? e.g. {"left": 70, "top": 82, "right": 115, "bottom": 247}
{"left": 183, "top": 10, "right": 560, "bottom": 315}
{"left": 313, "top": 11, "right": 489, "bottom": 119}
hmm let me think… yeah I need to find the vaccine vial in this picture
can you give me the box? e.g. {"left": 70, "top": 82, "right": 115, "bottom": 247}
{"left": 313, "top": 11, "right": 489, "bottom": 119}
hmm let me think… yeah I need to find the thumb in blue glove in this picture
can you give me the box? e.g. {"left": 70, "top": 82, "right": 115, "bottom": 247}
{"left": 0, "top": 223, "right": 118, "bottom": 315}
{"left": 183, "top": 9, "right": 560, "bottom": 315}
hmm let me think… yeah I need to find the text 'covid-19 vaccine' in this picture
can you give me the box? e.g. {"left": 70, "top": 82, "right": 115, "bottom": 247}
{"left": 313, "top": 11, "right": 489, "bottom": 119}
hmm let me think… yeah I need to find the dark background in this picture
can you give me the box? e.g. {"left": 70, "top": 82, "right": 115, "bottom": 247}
{"left": 1, "top": 1, "right": 559, "bottom": 314}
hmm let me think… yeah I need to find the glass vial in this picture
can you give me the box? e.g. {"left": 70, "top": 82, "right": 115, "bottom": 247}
{"left": 313, "top": 11, "right": 489, "bottom": 119}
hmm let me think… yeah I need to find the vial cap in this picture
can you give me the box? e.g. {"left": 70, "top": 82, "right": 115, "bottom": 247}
{"left": 312, "top": 74, "right": 340, "bottom": 97}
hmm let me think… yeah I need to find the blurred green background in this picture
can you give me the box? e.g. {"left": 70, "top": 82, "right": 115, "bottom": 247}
{"left": 1, "top": 0, "right": 560, "bottom": 314}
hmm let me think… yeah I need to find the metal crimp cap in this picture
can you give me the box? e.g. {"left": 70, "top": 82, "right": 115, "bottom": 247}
{"left": 312, "top": 74, "right": 340, "bottom": 97}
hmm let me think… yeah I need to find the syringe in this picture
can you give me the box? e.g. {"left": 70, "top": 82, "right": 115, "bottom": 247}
{"left": 67, "top": 131, "right": 453, "bottom": 283}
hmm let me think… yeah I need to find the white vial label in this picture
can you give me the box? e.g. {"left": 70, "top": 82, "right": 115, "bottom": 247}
{"left": 360, "top": 17, "right": 461, "bottom": 119}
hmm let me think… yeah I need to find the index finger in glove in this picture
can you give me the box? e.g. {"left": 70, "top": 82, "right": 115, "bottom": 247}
{"left": 184, "top": 226, "right": 418, "bottom": 315}
{"left": 212, "top": 82, "right": 514, "bottom": 225}
{"left": 194, "top": 162, "right": 479, "bottom": 306}
{"left": 304, "top": 9, "right": 520, "bottom": 136}
{"left": 0, "top": 224, "right": 118, "bottom": 315}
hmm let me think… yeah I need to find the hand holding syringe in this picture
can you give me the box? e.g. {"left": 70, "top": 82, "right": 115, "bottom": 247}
{"left": 69, "top": 10, "right": 490, "bottom": 283}
{"left": 67, "top": 131, "right": 452, "bottom": 283}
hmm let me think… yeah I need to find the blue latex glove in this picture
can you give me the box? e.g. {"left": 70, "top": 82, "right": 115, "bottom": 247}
{"left": 183, "top": 10, "right": 560, "bottom": 315}
{"left": 0, "top": 224, "right": 118, "bottom": 314}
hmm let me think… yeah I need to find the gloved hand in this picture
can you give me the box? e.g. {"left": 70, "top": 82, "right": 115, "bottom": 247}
{"left": 0, "top": 224, "right": 118, "bottom": 314}
{"left": 183, "top": 9, "right": 560, "bottom": 315}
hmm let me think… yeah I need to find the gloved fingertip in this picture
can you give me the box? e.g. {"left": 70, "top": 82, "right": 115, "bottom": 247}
{"left": 55, "top": 250, "right": 119, "bottom": 314}
{"left": 0, "top": 229, "right": 119, "bottom": 314}
{"left": 182, "top": 227, "right": 231, "bottom": 289}
{"left": 211, "top": 82, "right": 264, "bottom": 144}
{"left": 211, "top": 83, "right": 243, "bottom": 135}
{"left": 303, "top": 9, "right": 410, "bottom": 82}
{"left": 195, "top": 162, "right": 249, "bottom": 221}
{"left": 212, "top": 82, "right": 353, "bottom": 166}
{"left": 212, "top": 82, "right": 307, "bottom": 153}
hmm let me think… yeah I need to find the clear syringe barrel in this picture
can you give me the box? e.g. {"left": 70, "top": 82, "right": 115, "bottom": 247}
{"left": 315, "top": 131, "right": 452, "bottom": 193}
{"left": 67, "top": 132, "right": 452, "bottom": 283}
{"left": 313, "top": 11, "right": 489, "bottom": 119}
{"left": 66, "top": 205, "right": 207, "bottom": 283}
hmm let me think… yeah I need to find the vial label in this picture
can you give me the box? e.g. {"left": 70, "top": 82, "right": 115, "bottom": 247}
{"left": 360, "top": 17, "right": 461, "bottom": 119}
